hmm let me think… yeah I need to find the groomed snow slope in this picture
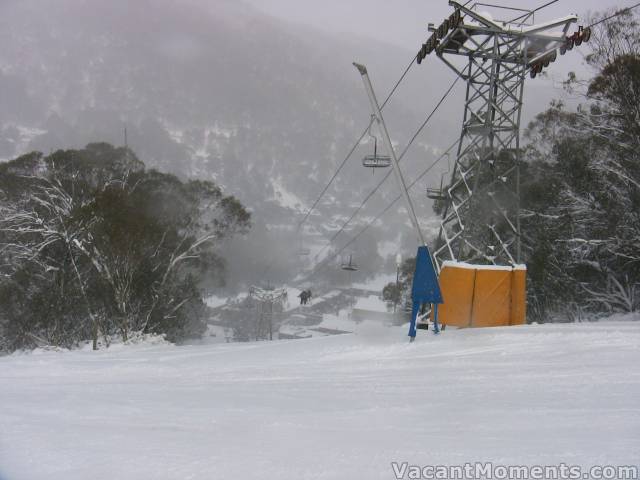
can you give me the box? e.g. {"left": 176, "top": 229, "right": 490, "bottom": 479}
{"left": 1, "top": 322, "right": 639, "bottom": 480}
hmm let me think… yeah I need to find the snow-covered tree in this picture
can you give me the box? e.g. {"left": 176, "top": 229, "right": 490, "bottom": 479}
{"left": 521, "top": 8, "right": 640, "bottom": 320}
{"left": 0, "top": 143, "right": 250, "bottom": 351}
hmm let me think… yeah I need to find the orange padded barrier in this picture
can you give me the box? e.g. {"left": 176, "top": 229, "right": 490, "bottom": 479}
{"left": 436, "top": 264, "right": 475, "bottom": 328}
{"left": 510, "top": 267, "right": 527, "bottom": 326}
{"left": 435, "top": 263, "right": 527, "bottom": 328}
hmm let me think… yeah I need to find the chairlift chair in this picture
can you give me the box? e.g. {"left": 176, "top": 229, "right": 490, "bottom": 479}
{"left": 296, "top": 242, "right": 311, "bottom": 256}
{"left": 426, "top": 153, "right": 450, "bottom": 201}
{"left": 341, "top": 254, "right": 358, "bottom": 272}
{"left": 362, "top": 117, "right": 391, "bottom": 170}
{"left": 426, "top": 173, "right": 448, "bottom": 200}
{"left": 426, "top": 187, "right": 448, "bottom": 201}
{"left": 295, "top": 232, "right": 310, "bottom": 256}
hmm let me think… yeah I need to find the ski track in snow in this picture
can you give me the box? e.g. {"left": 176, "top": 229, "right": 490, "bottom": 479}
{"left": 1, "top": 322, "right": 639, "bottom": 479}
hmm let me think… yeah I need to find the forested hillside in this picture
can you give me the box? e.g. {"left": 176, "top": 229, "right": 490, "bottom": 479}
{"left": 0, "top": 0, "right": 445, "bottom": 286}
{"left": 521, "top": 11, "right": 640, "bottom": 320}
{"left": 0, "top": 143, "right": 250, "bottom": 351}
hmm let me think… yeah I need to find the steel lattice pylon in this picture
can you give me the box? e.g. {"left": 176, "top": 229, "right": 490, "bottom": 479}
{"left": 421, "top": 1, "right": 578, "bottom": 269}
{"left": 249, "top": 286, "right": 287, "bottom": 341}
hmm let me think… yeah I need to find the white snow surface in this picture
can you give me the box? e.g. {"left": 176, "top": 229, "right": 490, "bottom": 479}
{"left": 353, "top": 294, "right": 388, "bottom": 312}
{"left": 204, "top": 294, "right": 230, "bottom": 309}
{"left": 1, "top": 321, "right": 639, "bottom": 479}
{"left": 271, "top": 177, "right": 306, "bottom": 212}
{"left": 351, "top": 273, "right": 395, "bottom": 291}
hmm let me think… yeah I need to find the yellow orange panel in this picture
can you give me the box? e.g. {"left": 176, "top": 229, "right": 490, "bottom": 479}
{"left": 510, "top": 267, "right": 527, "bottom": 325}
{"left": 436, "top": 264, "right": 476, "bottom": 328}
{"left": 435, "top": 262, "right": 527, "bottom": 328}
{"left": 471, "top": 269, "right": 512, "bottom": 327}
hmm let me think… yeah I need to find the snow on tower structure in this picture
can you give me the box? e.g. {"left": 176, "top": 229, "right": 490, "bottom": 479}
{"left": 420, "top": 1, "right": 578, "bottom": 269}
{"left": 418, "top": 1, "right": 590, "bottom": 328}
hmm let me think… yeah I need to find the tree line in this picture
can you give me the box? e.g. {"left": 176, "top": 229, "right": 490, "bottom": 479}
{"left": 0, "top": 143, "right": 250, "bottom": 351}
{"left": 521, "top": 10, "right": 640, "bottom": 320}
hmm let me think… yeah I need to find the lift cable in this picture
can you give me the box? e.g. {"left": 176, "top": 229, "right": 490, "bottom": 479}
{"left": 508, "top": 0, "right": 640, "bottom": 31}
{"left": 294, "top": 54, "right": 417, "bottom": 234}
{"left": 312, "top": 74, "right": 461, "bottom": 262}
{"left": 303, "top": 138, "right": 460, "bottom": 281}
{"left": 299, "top": 1, "right": 640, "bottom": 285}
{"left": 508, "top": 0, "right": 560, "bottom": 25}
{"left": 586, "top": 1, "right": 640, "bottom": 28}
{"left": 261, "top": 54, "right": 418, "bottom": 282}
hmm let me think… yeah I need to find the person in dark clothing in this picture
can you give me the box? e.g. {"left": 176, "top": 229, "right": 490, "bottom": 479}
{"left": 298, "top": 290, "right": 308, "bottom": 305}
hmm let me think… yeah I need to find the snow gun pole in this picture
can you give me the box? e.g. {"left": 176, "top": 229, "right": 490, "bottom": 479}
{"left": 354, "top": 63, "right": 442, "bottom": 342}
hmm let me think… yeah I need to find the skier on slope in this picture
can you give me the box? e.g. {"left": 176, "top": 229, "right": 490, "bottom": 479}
{"left": 298, "top": 290, "right": 308, "bottom": 305}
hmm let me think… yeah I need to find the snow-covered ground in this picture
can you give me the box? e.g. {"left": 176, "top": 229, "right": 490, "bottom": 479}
{"left": 1, "top": 321, "right": 639, "bottom": 480}
{"left": 280, "top": 310, "right": 357, "bottom": 338}
{"left": 352, "top": 273, "right": 396, "bottom": 291}
{"left": 353, "top": 294, "right": 389, "bottom": 312}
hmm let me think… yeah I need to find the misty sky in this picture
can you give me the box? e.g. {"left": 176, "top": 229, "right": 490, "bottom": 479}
{"left": 246, "top": 0, "right": 633, "bottom": 50}
{"left": 244, "top": 0, "right": 637, "bottom": 117}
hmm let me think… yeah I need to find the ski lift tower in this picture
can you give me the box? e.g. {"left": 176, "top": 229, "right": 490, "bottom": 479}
{"left": 249, "top": 286, "right": 288, "bottom": 341}
{"left": 420, "top": 1, "right": 578, "bottom": 268}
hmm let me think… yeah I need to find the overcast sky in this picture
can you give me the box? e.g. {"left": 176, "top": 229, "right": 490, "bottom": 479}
{"left": 245, "top": 0, "right": 634, "bottom": 50}
{"left": 243, "top": 0, "right": 637, "bottom": 120}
